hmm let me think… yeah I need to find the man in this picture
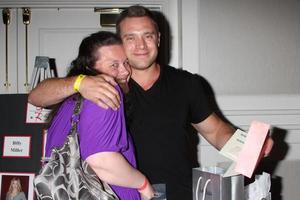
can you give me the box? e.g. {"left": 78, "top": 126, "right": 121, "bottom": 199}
{"left": 29, "top": 6, "right": 273, "bottom": 199}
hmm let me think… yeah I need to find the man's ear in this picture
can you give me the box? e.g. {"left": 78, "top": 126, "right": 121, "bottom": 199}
{"left": 157, "top": 32, "right": 161, "bottom": 47}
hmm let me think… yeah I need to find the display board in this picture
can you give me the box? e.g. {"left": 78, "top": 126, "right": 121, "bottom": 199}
{"left": 0, "top": 94, "right": 47, "bottom": 200}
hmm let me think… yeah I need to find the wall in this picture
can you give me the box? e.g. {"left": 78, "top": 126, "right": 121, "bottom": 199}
{"left": 181, "top": 0, "right": 300, "bottom": 199}
{"left": 183, "top": 0, "right": 300, "bottom": 95}
{"left": 0, "top": 0, "right": 181, "bottom": 93}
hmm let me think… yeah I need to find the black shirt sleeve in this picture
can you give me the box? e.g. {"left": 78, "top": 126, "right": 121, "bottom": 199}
{"left": 188, "top": 74, "right": 213, "bottom": 124}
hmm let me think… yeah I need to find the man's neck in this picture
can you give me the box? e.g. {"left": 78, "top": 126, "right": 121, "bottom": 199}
{"left": 131, "top": 63, "right": 160, "bottom": 90}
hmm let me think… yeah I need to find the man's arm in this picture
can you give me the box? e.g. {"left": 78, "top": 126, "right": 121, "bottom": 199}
{"left": 192, "top": 112, "right": 274, "bottom": 156}
{"left": 28, "top": 76, "right": 76, "bottom": 107}
{"left": 28, "top": 75, "right": 121, "bottom": 109}
{"left": 192, "top": 112, "right": 235, "bottom": 150}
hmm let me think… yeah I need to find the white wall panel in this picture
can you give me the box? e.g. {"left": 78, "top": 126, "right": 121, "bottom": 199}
{"left": 198, "top": 94, "right": 300, "bottom": 199}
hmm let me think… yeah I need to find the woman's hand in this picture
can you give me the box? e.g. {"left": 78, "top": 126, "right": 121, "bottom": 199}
{"left": 140, "top": 183, "right": 155, "bottom": 200}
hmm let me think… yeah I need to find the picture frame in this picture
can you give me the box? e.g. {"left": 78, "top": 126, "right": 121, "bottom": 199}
{"left": 41, "top": 129, "right": 48, "bottom": 165}
{"left": 2, "top": 135, "right": 31, "bottom": 158}
{"left": 25, "top": 103, "right": 51, "bottom": 124}
{"left": 0, "top": 172, "right": 35, "bottom": 200}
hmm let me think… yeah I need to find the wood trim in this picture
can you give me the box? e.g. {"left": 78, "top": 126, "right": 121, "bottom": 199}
{"left": 0, "top": 0, "right": 168, "bottom": 8}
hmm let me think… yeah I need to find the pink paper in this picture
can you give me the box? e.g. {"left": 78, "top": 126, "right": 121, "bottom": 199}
{"left": 235, "top": 121, "right": 270, "bottom": 178}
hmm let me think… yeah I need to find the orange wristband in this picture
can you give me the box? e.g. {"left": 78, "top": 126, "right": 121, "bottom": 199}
{"left": 138, "top": 177, "right": 148, "bottom": 191}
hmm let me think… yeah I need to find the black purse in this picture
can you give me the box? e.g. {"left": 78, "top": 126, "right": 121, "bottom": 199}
{"left": 34, "top": 96, "right": 119, "bottom": 200}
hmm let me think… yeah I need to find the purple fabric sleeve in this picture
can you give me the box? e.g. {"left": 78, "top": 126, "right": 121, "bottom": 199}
{"left": 78, "top": 99, "right": 128, "bottom": 160}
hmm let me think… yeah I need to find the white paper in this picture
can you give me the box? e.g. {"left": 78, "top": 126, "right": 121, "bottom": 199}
{"left": 244, "top": 172, "right": 271, "bottom": 200}
{"left": 219, "top": 129, "right": 247, "bottom": 177}
{"left": 26, "top": 103, "right": 51, "bottom": 123}
{"left": 220, "top": 129, "right": 247, "bottom": 161}
{"left": 3, "top": 136, "right": 31, "bottom": 157}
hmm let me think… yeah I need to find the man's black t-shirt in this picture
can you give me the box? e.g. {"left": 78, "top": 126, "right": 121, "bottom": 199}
{"left": 126, "top": 65, "right": 213, "bottom": 200}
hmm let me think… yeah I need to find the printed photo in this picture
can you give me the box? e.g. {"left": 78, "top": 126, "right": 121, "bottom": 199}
{"left": 0, "top": 172, "right": 34, "bottom": 200}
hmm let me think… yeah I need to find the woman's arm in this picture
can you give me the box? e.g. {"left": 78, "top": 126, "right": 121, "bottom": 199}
{"left": 86, "top": 152, "right": 154, "bottom": 198}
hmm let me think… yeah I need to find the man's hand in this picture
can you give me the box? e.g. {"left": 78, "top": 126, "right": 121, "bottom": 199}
{"left": 262, "top": 136, "right": 274, "bottom": 157}
{"left": 79, "top": 74, "right": 121, "bottom": 110}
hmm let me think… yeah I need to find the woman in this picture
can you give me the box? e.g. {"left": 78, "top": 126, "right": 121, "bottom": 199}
{"left": 6, "top": 177, "right": 26, "bottom": 200}
{"left": 45, "top": 31, "right": 154, "bottom": 199}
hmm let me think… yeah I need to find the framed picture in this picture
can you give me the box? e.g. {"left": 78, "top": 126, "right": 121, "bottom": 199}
{"left": 25, "top": 103, "right": 51, "bottom": 124}
{"left": 2, "top": 136, "right": 31, "bottom": 158}
{"left": 0, "top": 172, "right": 35, "bottom": 200}
{"left": 41, "top": 129, "right": 48, "bottom": 165}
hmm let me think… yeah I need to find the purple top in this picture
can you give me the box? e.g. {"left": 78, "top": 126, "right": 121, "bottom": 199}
{"left": 45, "top": 87, "right": 140, "bottom": 200}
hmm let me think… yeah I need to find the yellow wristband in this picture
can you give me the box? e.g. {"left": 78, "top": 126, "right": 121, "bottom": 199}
{"left": 73, "top": 74, "right": 86, "bottom": 92}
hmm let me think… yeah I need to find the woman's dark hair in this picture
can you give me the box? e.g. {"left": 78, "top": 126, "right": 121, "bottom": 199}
{"left": 47, "top": 31, "right": 122, "bottom": 124}
{"left": 67, "top": 31, "right": 122, "bottom": 77}
{"left": 116, "top": 5, "right": 159, "bottom": 36}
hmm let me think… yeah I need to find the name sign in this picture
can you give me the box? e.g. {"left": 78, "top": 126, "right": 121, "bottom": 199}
{"left": 2, "top": 136, "right": 31, "bottom": 158}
